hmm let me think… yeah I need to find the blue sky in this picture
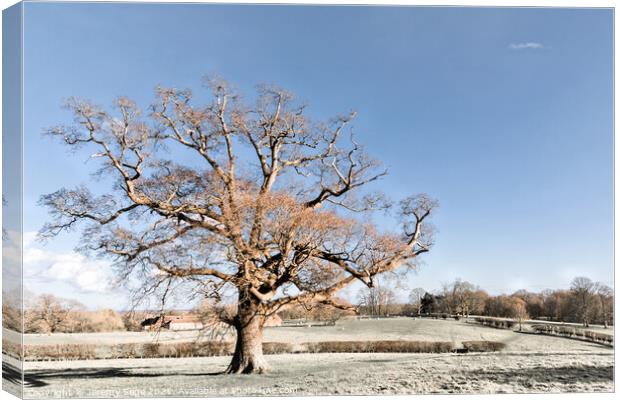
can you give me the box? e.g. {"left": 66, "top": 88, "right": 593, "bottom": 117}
{"left": 15, "top": 3, "right": 613, "bottom": 308}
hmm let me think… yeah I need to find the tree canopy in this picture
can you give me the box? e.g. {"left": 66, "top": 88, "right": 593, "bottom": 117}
{"left": 41, "top": 78, "right": 438, "bottom": 373}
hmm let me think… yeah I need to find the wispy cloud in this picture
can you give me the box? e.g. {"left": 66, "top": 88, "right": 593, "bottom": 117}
{"left": 42, "top": 253, "right": 112, "bottom": 293}
{"left": 20, "top": 231, "right": 114, "bottom": 293}
{"left": 509, "top": 42, "right": 544, "bottom": 50}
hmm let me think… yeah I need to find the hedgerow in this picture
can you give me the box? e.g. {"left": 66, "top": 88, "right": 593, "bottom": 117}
{"left": 20, "top": 339, "right": 508, "bottom": 360}
{"left": 531, "top": 324, "right": 613, "bottom": 346}
{"left": 474, "top": 317, "right": 516, "bottom": 329}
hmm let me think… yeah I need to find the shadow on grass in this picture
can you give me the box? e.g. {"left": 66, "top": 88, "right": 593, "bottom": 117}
{"left": 464, "top": 365, "right": 613, "bottom": 386}
{"left": 2, "top": 362, "right": 25, "bottom": 385}
{"left": 16, "top": 364, "right": 226, "bottom": 388}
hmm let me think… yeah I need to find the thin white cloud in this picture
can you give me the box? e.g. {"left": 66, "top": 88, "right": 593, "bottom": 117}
{"left": 20, "top": 231, "right": 114, "bottom": 293}
{"left": 43, "top": 253, "right": 112, "bottom": 293}
{"left": 509, "top": 42, "right": 544, "bottom": 50}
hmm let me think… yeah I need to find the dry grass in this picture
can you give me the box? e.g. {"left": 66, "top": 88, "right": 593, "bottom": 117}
{"left": 17, "top": 339, "right": 510, "bottom": 361}
{"left": 2, "top": 339, "right": 23, "bottom": 360}
{"left": 461, "top": 341, "right": 506, "bottom": 352}
{"left": 22, "top": 351, "right": 614, "bottom": 397}
{"left": 24, "top": 344, "right": 97, "bottom": 361}
{"left": 302, "top": 340, "right": 454, "bottom": 353}
{"left": 262, "top": 342, "right": 294, "bottom": 354}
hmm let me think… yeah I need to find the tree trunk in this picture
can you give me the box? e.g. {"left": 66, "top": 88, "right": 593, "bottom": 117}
{"left": 225, "top": 299, "right": 269, "bottom": 374}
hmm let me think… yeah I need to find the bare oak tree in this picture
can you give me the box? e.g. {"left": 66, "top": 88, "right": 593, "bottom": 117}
{"left": 570, "top": 277, "right": 596, "bottom": 327}
{"left": 40, "top": 78, "right": 437, "bottom": 373}
{"left": 409, "top": 287, "right": 426, "bottom": 316}
{"left": 28, "top": 294, "right": 83, "bottom": 333}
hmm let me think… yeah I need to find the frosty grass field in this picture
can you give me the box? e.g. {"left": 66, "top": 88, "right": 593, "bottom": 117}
{"left": 12, "top": 318, "right": 615, "bottom": 397}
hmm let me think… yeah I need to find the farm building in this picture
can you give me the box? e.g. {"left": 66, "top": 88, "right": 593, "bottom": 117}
{"left": 167, "top": 315, "right": 203, "bottom": 331}
{"left": 141, "top": 315, "right": 203, "bottom": 331}
{"left": 140, "top": 315, "right": 167, "bottom": 331}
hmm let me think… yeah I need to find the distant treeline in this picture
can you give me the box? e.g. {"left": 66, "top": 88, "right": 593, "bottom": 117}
{"left": 3, "top": 276, "right": 613, "bottom": 333}
{"left": 3, "top": 293, "right": 357, "bottom": 334}
{"left": 2, "top": 293, "right": 164, "bottom": 334}
{"left": 357, "top": 276, "right": 613, "bottom": 328}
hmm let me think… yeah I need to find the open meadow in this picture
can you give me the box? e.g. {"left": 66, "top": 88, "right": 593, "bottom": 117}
{"left": 20, "top": 317, "right": 613, "bottom": 351}
{"left": 10, "top": 318, "right": 614, "bottom": 397}
{"left": 3, "top": 3, "right": 614, "bottom": 399}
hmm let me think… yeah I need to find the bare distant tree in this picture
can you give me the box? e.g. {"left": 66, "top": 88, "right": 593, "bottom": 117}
{"left": 40, "top": 78, "right": 438, "bottom": 373}
{"left": 357, "top": 285, "right": 396, "bottom": 316}
{"left": 512, "top": 290, "right": 544, "bottom": 320}
{"left": 570, "top": 277, "right": 595, "bottom": 327}
{"left": 466, "top": 289, "right": 488, "bottom": 316}
{"left": 28, "top": 294, "right": 83, "bottom": 333}
{"left": 594, "top": 282, "right": 613, "bottom": 328}
{"left": 541, "top": 289, "right": 571, "bottom": 322}
{"left": 442, "top": 279, "right": 476, "bottom": 317}
{"left": 509, "top": 297, "right": 529, "bottom": 331}
{"left": 2, "top": 291, "right": 22, "bottom": 332}
{"left": 409, "top": 287, "right": 426, "bottom": 315}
